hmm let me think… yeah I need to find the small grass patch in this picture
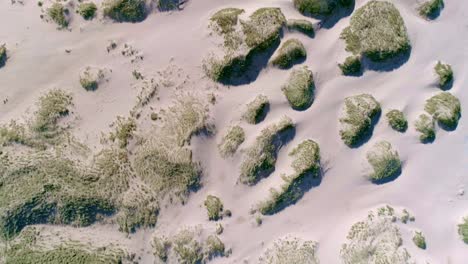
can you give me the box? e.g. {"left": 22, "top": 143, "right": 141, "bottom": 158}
{"left": 282, "top": 66, "right": 314, "bottom": 110}
{"left": 415, "top": 114, "right": 435, "bottom": 143}
{"left": 210, "top": 8, "right": 245, "bottom": 34}
{"left": 366, "top": 141, "right": 401, "bottom": 182}
{"left": 287, "top": 19, "right": 314, "bottom": 37}
{"left": 218, "top": 125, "right": 245, "bottom": 158}
{"left": 204, "top": 195, "right": 223, "bottom": 221}
{"left": 243, "top": 95, "right": 269, "bottom": 124}
{"left": 79, "top": 67, "right": 104, "bottom": 91}
{"left": 259, "top": 237, "right": 319, "bottom": 264}
{"left": 412, "top": 231, "right": 426, "bottom": 249}
{"left": 424, "top": 92, "right": 461, "bottom": 130}
{"left": 271, "top": 39, "right": 306, "bottom": 69}
{"left": 205, "top": 235, "right": 226, "bottom": 259}
{"left": 386, "top": 109, "right": 407, "bottom": 132}
{"left": 0, "top": 44, "right": 7, "bottom": 67}
{"left": 293, "top": 0, "right": 349, "bottom": 17}
{"left": 339, "top": 94, "right": 381, "bottom": 147}
{"left": 241, "top": 8, "right": 286, "bottom": 50}
{"left": 47, "top": 3, "right": 69, "bottom": 28}
{"left": 78, "top": 2, "right": 97, "bottom": 20}
{"left": 434, "top": 61, "right": 453, "bottom": 89}
{"left": 109, "top": 116, "right": 136, "bottom": 148}
{"left": 459, "top": 217, "right": 468, "bottom": 244}
{"left": 419, "top": 0, "right": 444, "bottom": 19}
{"left": 103, "top": 0, "right": 147, "bottom": 23}
{"left": 339, "top": 56, "right": 362, "bottom": 76}
{"left": 341, "top": 1, "right": 410, "bottom": 62}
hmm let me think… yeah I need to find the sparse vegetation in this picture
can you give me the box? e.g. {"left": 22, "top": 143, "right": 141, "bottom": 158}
{"left": 103, "top": 0, "right": 146, "bottom": 23}
{"left": 47, "top": 3, "right": 69, "bottom": 28}
{"left": 339, "top": 56, "right": 362, "bottom": 76}
{"left": 415, "top": 114, "right": 435, "bottom": 143}
{"left": 293, "top": 0, "right": 352, "bottom": 17}
{"left": 243, "top": 95, "right": 269, "bottom": 124}
{"left": 434, "top": 61, "right": 453, "bottom": 89}
{"left": 341, "top": 1, "right": 410, "bottom": 62}
{"left": 366, "top": 141, "right": 401, "bottom": 182}
{"left": 109, "top": 116, "right": 136, "bottom": 148}
{"left": 239, "top": 116, "right": 295, "bottom": 185}
{"left": 79, "top": 67, "right": 104, "bottom": 91}
{"left": 386, "top": 109, "right": 408, "bottom": 132}
{"left": 78, "top": 2, "right": 97, "bottom": 20}
{"left": 271, "top": 39, "right": 306, "bottom": 69}
{"left": 205, "top": 235, "right": 226, "bottom": 259}
{"left": 424, "top": 92, "right": 461, "bottom": 130}
{"left": 0, "top": 44, "right": 7, "bottom": 67}
{"left": 413, "top": 231, "right": 426, "bottom": 249}
{"left": 218, "top": 125, "right": 245, "bottom": 158}
{"left": 339, "top": 94, "right": 381, "bottom": 147}
{"left": 458, "top": 217, "right": 468, "bottom": 244}
{"left": 242, "top": 8, "right": 286, "bottom": 50}
{"left": 286, "top": 19, "right": 314, "bottom": 37}
{"left": 259, "top": 237, "right": 319, "bottom": 264}
{"left": 282, "top": 66, "right": 315, "bottom": 110}
{"left": 210, "top": 8, "right": 245, "bottom": 34}
{"left": 419, "top": 0, "right": 444, "bottom": 19}
{"left": 204, "top": 195, "right": 223, "bottom": 221}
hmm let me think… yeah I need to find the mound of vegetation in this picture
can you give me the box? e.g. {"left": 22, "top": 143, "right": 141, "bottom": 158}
{"left": 210, "top": 8, "right": 245, "bottom": 34}
{"left": 386, "top": 109, "right": 408, "bottom": 132}
{"left": 339, "top": 55, "right": 362, "bottom": 76}
{"left": 0, "top": 44, "right": 7, "bottom": 67}
{"left": 412, "top": 231, "right": 426, "bottom": 249}
{"left": 419, "top": 0, "right": 444, "bottom": 19}
{"left": 341, "top": 1, "right": 410, "bottom": 62}
{"left": 47, "top": 3, "right": 69, "bottom": 28}
{"left": 286, "top": 19, "right": 314, "bottom": 37}
{"left": 424, "top": 92, "right": 461, "bottom": 130}
{"left": 293, "top": 0, "right": 353, "bottom": 17}
{"left": 459, "top": 217, "right": 468, "bottom": 244}
{"left": 239, "top": 116, "right": 295, "bottom": 185}
{"left": 103, "top": 0, "right": 146, "bottom": 23}
{"left": 259, "top": 236, "right": 319, "bottom": 264}
{"left": 78, "top": 2, "right": 97, "bottom": 20}
{"left": 243, "top": 95, "right": 269, "bottom": 124}
{"left": 271, "top": 39, "right": 306, "bottom": 69}
{"left": 79, "top": 67, "right": 104, "bottom": 91}
{"left": 242, "top": 8, "right": 286, "bottom": 49}
{"left": 415, "top": 114, "right": 435, "bottom": 143}
{"left": 282, "top": 66, "right": 315, "bottom": 110}
{"left": 259, "top": 139, "right": 320, "bottom": 215}
{"left": 204, "top": 195, "right": 224, "bottom": 221}
{"left": 434, "top": 61, "right": 453, "bottom": 89}
{"left": 158, "top": 0, "right": 185, "bottom": 11}
{"left": 339, "top": 94, "right": 381, "bottom": 147}
{"left": 366, "top": 141, "right": 401, "bottom": 182}
{"left": 218, "top": 125, "right": 245, "bottom": 158}
{"left": 109, "top": 116, "right": 136, "bottom": 148}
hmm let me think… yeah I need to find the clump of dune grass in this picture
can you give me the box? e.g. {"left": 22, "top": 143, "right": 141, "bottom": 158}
{"left": 293, "top": 0, "right": 352, "bottom": 17}
{"left": 459, "top": 217, "right": 468, "bottom": 244}
{"left": 258, "top": 139, "right": 320, "bottom": 215}
{"left": 242, "top": 8, "right": 286, "bottom": 50}
{"left": 366, "top": 141, "right": 401, "bottom": 182}
{"left": 204, "top": 195, "right": 223, "bottom": 221}
{"left": 339, "top": 56, "right": 362, "bottom": 76}
{"left": 0, "top": 44, "right": 7, "bottom": 67}
{"left": 218, "top": 125, "right": 245, "bottom": 158}
{"left": 210, "top": 8, "right": 245, "bottom": 34}
{"left": 243, "top": 95, "right": 269, "bottom": 124}
{"left": 386, "top": 109, "right": 407, "bottom": 132}
{"left": 103, "top": 0, "right": 146, "bottom": 23}
{"left": 259, "top": 236, "right": 319, "bottom": 264}
{"left": 339, "top": 94, "right": 381, "bottom": 147}
{"left": 341, "top": 1, "right": 410, "bottom": 62}
{"left": 158, "top": 0, "right": 184, "bottom": 11}
{"left": 47, "top": 3, "right": 69, "bottom": 28}
{"left": 412, "top": 231, "right": 426, "bottom": 249}
{"left": 271, "top": 39, "right": 306, "bottom": 69}
{"left": 205, "top": 235, "right": 226, "bottom": 259}
{"left": 109, "top": 116, "right": 136, "bottom": 148}
{"left": 0, "top": 121, "right": 30, "bottom": 147}
{"left": 239, "top": 116, "right": 295, "bottom": 185}
{"left": 79, "top": 67, "right": 104, "bottom": 91}
{"left": 78, "top": 2, "right": 97, "bottom": 20}
{"left": 282, "top": 66, "right": 315, "bottom": 110}
{"left": 434, "top": 61, "right": 453, "bottom": 89}
{"left": 424, "top": 92, "right": 461, "bottom": 130}
{"left": 415, "top": 114, "right": 435, "bottom": 143}
{"left": 419, "top": 0, "right": 444, "bottom": 19}
{"left": 287, "top": 19, "right": 314, "bottom": 37}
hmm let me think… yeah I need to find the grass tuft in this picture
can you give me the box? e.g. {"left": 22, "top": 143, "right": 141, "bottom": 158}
{"left": 424, "top": 92, "right": 461, "bottom": 130}
{"left": 415, "top": 114, "right": 435, "bottom": 143}
{"left": 386, "top": 109, "right": 407, "bottom": 132}
{"left": 205, "top": 235, "right": 226, "bottom": 259}
{"left": 419, "top": 0, "right": 444, "bottom": 19}
{"left": 78, "top": 2, "right": 98, "bottom": 20}
{"left": 210, "top": 8, "right": 245, "bottom": 34}
{"left": 458, "top": 217, "right": 468, "bottom": 244}
{"left": 293, "top": 0, "right": 350, "bottom": 17}
{"left": 282, "top": 66, "right": 315, "bottom": 110}
{"left": 79, "top": 67, "right": 104, "bottom": 91}
{"left": 218, "top": 125, "right": 245, "bottom": 158}
{"left": 47, "top": 3, "right": 69, "bottom": 28}
{"left": 434, "top": 61, "right": 453, "bottom": 89}
{"left": 243, "top": 95, "right": 269, "bottom": 124}
{"left": 242, "top": 8, "right": 286, "bottom": 50}
{"left": 412, "top": 231, "right": 426, "bottom": 249}
{"left": 366, "top": 141, "right": 401, "bottom": 182}
{"left": 286, "top": 19, "right": 314, "bottom": 37}
{"left": 204, "top": 195, "right": 223, "bottom": 221}
{"left": 0, "top": 44, "right": 7, "bottom": 67}
{"left": 259, "top": 237, "right": 319, "bottom": 264}
{"left": 109, "top": 116, "right": 136, "bottom": 148}
{"left": 103, "top": 0, "right": 146, "bottom": 23}
{"left": 271, "top": 39, "right": 306, "bottom": 69}
{"left": 339, "top": 56, "right": 362, "bottom": 76}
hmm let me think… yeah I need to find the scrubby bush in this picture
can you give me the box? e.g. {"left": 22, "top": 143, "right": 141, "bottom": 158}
{"left": 204, "top": 195, "right": 223, "bottom": 221}
{"left": 293, "top": 0, "right": 352, "bottom": 17}
{"left": 412, "top": 231, "right": 426, "bottom": 249}
{"left": 459, "top": 217, "right": 468, "bottom": 244}
{"left": 282, "top": 66, "right": 314, "bottom": 110}
{"left": 366, "top": 141, "right": 401, "bottom": 182}
{"left": 0, "top": 44, "right": 7, "bottom": 67}
{"left": 103, "top": 0, "right": 146, "bottom": 23}
{"left": 239, "top": 117, "right": 295, "bottom": 185}
{"left": 243, "top": 95, "right": 269, "bottom": 124}
{"left": 424, "top": 92, "right": 461, "bottom": 130}
{"left": 242, "top": 8, "right": 286, "bottom": 50}
{"left": 415, "top": 114, "right": 435, "bottom": 143}
{"left": 271, "top": 39, "right": 306, "bottom": 69}
{"left": 386, "top": 109, "right": 407, "bottom": 132}
{"left": 218, "top": 125, "right": 245, "bottom": 158}
{"left": 259, "top": 237, "right": 319, "bottom": 264}
{"left": 341, "top": 1, "right": 410, "bottom": 62}
{"left": 79, "top": 67, "right": 104, "bottom": 91}
{"left": 205, "top": 235, "right": 226, "bottom": 259}
{"left": 109, "top": 116, "right": 136, "bottom": 148}
{"left": 78, "top": 2, "right": 97, "bottom": 20}
{"left": 286, "top": 19, "right": 314, "bottom": 37}
{"left": 434, "top": 61, "right": 453, "bottom": 89}
{"left": 152, "top": 236, "right": 170, "bottom": 262}
{"left": 339, "top": 94, "right": 381, "bottom": 147}
{"left": 47, "top": 3, "right": 69, "bottom": 28}
{"left": 210, "top": 8, "right": 245, "bottom": 34}
{"left": 339, "top": 56, "right": 362, "bottom": 76}
{"left": 419, "top": 0, "right": 444, "bottom": 19}
{"left": 158, "top": 0, "right": 184, "bottom": 11}
{"left": 172, "top": 229, "right": 204, "bottom": 264}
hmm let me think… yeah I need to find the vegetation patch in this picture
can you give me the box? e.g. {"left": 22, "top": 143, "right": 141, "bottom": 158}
{"left": 419, "top": 0, "right": 444, "bottom": 19}
{"left": 459, "top": 217, "right": 468, "bottom": 244}
{"left": 78, "top": 2, "right": 98, "bottom": 20}
{"left": 79, "top": 67, "right": 104, "bottom": 91}
{"left": 210, "top": 8, "right": 245, "bottom": 34}
{"left": 282, "top": 66, "right": 315, "bottom": 110}
{"left": 366, "top": 141, "right": 401, "bottom": 183}
{"left": 243, "top": 95, "right": 269, "bottom": 124}
{"left": 109, "top": 116, "right": 136, "bottom": 148}
{"left": 103, "top": 0, "right": 147, "bottom": 23}
{"left": 415, "top": 114, "right": 435, "bottom": 143}
{"left": 386, "top": 109, "right": 407, "bottom": 132}
{"left": 259, "top": 236, "right": 319, "bottom": 264}
{"left": 434, "top": 61, "right": 453, "bottom": 89}
{"left": 0, "top": 44, "right": 7, "bottom": 67}
{"left": 424, "top": 92, "right": 461, "bottom": 130}
{"left": 339, "top": 56, "right": 362, "bottom": 76}
{"left": 271, "top": 39, "right": 306, "bottom": 69}
{"left": 293, "top": 0, "right": 352, "bottom": 17}
{"left": 47, "top": 3, "right": 69, "bottom": 28}
{"left": 218, "top": 125, "right": 245, "bottom": 158}
{"left": 242, "top": 8, "right": 286, "bottom": 49}
{"left": 286, "top": 19, "right": 314, "bottom": 37}
{"left": 412, "top": 231, "right": 426, "bottom": 249}
{"left": 339, "top": 94, "right": 381, "bottom": 147}
{"left": 341, "top": 1, "right": 410, "bottom": 62}
{"left": 239, "top": 116, "right": 295, "bottom": 185}
{"left": 204, "top": 195, "right": 223, "bottom": 221}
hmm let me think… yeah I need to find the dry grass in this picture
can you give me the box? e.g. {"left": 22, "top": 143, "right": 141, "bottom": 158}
{"left": 210, "top": 8, "right": 245, "bottom": 34}
{"left": 259, "top": 236, "right": 319, "bottom": 264}
{"left": 218, "top": 125, "right": 245, "bottom": 158}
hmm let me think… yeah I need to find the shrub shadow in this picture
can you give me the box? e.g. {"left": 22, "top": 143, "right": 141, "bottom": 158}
{"left": 361, "top": 47, "right": 411, "bottom": 72}
{"left": 316, "top": 1, "right": 356, "bottom": 29}
{"left": 349, "top": 110, "right": 381, "bottom": 149}
{"left": 256, "top": 103, "right": 270, "bottom": 124}
{"left": 440, "top": 78, "right": 454, "bottom": 91}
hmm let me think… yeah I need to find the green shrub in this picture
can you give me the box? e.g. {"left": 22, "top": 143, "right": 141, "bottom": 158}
{"left": 271, "top": 39, "right": 306, "bottom": 69}
{"left": 424, "top": 92, "right": 461, "bottom": 130}
{"left": 415, "top": 114, "right": 435, "bottom": 143}
{"left": 158, "top": 0, "right": 184, "bottom": 11}
{"left": 286, "top": 19, "right": 314, "bottom": 37}
{"left": 205, "top": 235, "right": 226, "bottom": 259}
{"left": 0, "top": 44, "right": 7, "bottom": 67}
{"left": 239, "top": 116, "right": 295, "bottom": 185}
{"left": 419, "top": 0, "right": 444, "bottom": 19}
{"left": 386, "top": 109, "right": 408, "bottom": 132}
{"left": 341, "top": 1, "right": 410, "bottom": 62}
{"left": 339, "top": 94, "right": 381, "bottom": 147}
{"left": 79, "top": 67, "right": 104, "bottom": 91}
{"left": 293, "top": 0, "right": 351, "bottom": 17}
{"left": 459, "top": 217, "right": 468, "bottom": 244}
{"left": 78, "top": 2, "right": 97, "bottom": 20}
{"left": 152, "top": 236, "right": 170, "bottom": 261}
{"left": 242, "top": 8, "right": 286, "bottom": 49}
{"left": 259, "top": 237, "right": 319, "bottom": 264}
{"left": 210, "top": 8, "right": 245, "bottom": 34}
{"left": 218, "top": 125, "right": 245, "bottom": 158}
{"left": 109, "top": 116, "right": 136, "bottom": 148}
{"left": 172, "top": 229, "right": 203, "bottom": 264}
{"left": 412, "top": 231, "right": 426, "bottom": 249}
{"left": 103, "top": 0, "right": 146, "bottom": 23}
{"left": 47, "top": 3, "right": 69, "bottom": 28}
{"left": 366, "top": 141, "right": 401, "bottom": 182}
{"left": 282, "top": 66, "right": 314, "bottom": 110}
{"left": 434, "top": 61, "right": 453, "bottom": 89}
{"left": 339, "top": 56, "right": 362, "bottom": 75}
{"left": 243, "top": 95, "right": 269, "bottom": 124}
{"left": 204, "top": 195, "right": 223, "bottom": 221}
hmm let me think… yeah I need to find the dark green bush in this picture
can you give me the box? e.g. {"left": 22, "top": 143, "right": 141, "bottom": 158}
{"left": 386, "top": 109, "right": 407, "bottom": 132}
{"left": 242, "top": 95, "right": 269, "bottom": 124}
{"left": 287, "top": 19, "right": 314, "bottom": 37}
{"left": 271, "top": 39, "right": 306, "bottom": 69}
{"left": 459, "top": 217, "right": 468, "bottom": 244}
{"left": 78, "top": 2, "right": 97, "bottom": 20}
{"left": 103, "top": 0, "right": 146, "bottom": 23}
{"left": 204, "top": 195, "right": 223, "bottom": 221}
{"left": 293, "top": 0, "right": 350, "bottom": 17}
{"left": 412, "top": 231, "right": 426, "bottom": 249}
{"left": 339, "top": 56, "right": 362, "bottom": 75}
{"left": 282, "top": 66, "right": 314, "bottom": 110}
{"left": 419, "top": 0, "right": 444, "bottom": 19}
{"left": 0, "top": 44, "right": 7, "bottom": 67}
{"left": 47, "top": 3, "right": 69, "bottom": 28}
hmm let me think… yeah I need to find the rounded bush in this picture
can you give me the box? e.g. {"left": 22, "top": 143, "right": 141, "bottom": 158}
{"left": 271, "top": 39, "right": 307, "bottom": 69}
